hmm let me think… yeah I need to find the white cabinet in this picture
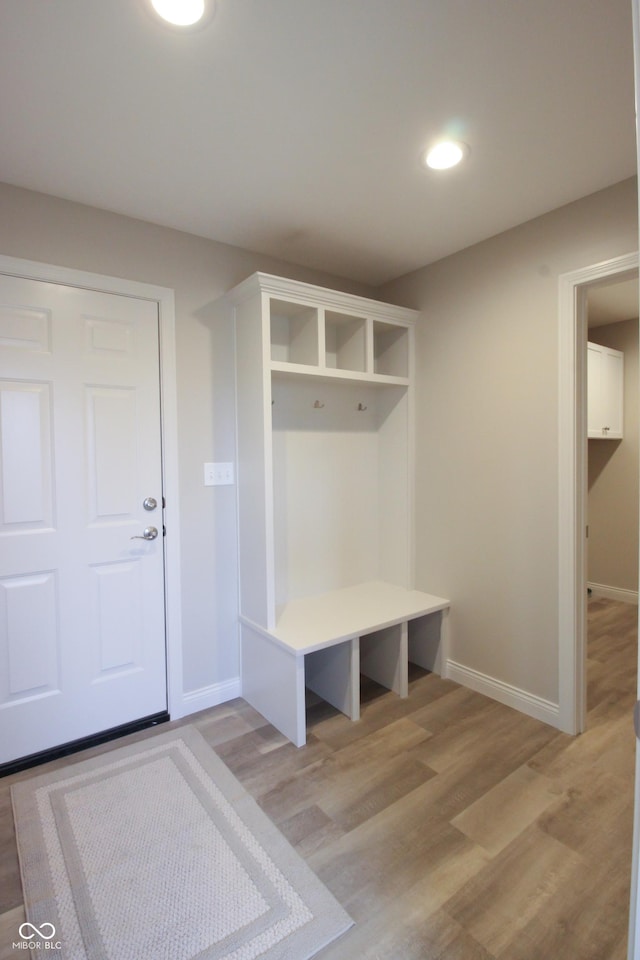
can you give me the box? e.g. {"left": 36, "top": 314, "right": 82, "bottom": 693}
{"left": 226, "top": 273, "right": 449, "bottom": 745}
{"left": 587, "top": 341, "right": 624, "bottom": 439}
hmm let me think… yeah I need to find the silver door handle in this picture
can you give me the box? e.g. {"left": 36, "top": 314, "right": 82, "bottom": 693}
{"left": 130, "top": 526, "right": 158, "bottom": 541}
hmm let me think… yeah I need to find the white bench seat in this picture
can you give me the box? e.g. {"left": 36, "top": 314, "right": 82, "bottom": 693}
{"left": 241, "top": 581, "right": 450, "bottom": 746}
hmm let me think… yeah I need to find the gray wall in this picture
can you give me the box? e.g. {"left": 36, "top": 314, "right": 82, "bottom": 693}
{"left": 588, "top": 317, "right": 639, "bottom": 595}
{"left": 0, "top": 176, "right": 637, "bottom": 717}
{"left": 380, "top": 177, "right": 638, "bottom": 705}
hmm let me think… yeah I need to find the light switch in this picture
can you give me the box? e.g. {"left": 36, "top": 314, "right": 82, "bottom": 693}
{"left": 204, "top": 462, "right": 234, "bottom": 486}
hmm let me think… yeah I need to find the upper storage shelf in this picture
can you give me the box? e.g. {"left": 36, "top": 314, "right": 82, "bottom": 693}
{"left": 373, "top": 320, "right": 409, "bottom": 377}
{"left": 229, "top": 272, "right": 416, "bottom": 385}
{"left": 324, "top": 310, "right": 367, "bottom": 373}
{"left": 269, "top": 298, "right": 319, "bottom": 366}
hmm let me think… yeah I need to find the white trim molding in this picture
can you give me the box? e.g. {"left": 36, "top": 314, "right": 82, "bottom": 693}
{"left": 446, "top": 660, "right": 559, "bottom": 727}
{"left": 558, "top": 251, "right": 638, "bottom": 734}
{"left": 182, "top": 678, "right": 242, "bottom": 713}
{"left": 588, "top": 582, "right": 639, "bottom": 605}
{"left": 0, "top": 254, "right": 185, "bottom": 720}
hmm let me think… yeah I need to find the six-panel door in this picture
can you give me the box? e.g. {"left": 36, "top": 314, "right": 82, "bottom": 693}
{"left": 0, "top": 275, "right": 167, "bottom": 765}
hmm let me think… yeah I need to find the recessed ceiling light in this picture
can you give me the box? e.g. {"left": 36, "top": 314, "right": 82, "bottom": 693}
{"left": 149, "top": 0, "right": 209, "bottom": 26}
{"left": 423, "top": 141, "right": 469, "bottom": 170}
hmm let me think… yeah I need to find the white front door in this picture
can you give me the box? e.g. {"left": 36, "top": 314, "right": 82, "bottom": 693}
{"left": 0, "top": 274, "right": 167, "bottom": 765}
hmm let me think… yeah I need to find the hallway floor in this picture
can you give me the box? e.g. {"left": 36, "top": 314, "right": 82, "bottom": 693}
{"left": 1, "top": 596, "right": 637, "bottom": 959}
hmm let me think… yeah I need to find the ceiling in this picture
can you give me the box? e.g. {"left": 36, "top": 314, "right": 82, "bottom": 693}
{"left": 588, "top": 277, "right": 639, "bottom": 327}
{"left": 0, "top": 0, "right": 637, "bottom": 286}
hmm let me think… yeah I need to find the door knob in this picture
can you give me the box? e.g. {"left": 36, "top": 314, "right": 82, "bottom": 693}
{"left": 130, "top": 526, "right": 159, "bottom": 541}
{"left": 143, "top": 497, "right": 158, "bottom": 511}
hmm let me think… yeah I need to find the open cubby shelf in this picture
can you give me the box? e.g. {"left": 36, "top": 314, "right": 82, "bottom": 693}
{"left": 268, "top": 290, "right": 410, "bottom": 382}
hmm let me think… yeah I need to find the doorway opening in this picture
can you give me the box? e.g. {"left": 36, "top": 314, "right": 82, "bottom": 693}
{"left": 585, "top": 275, "right": 639, "bottom": 731}
{"left": 558, "top": 252, "right": 638, "bottom": 734}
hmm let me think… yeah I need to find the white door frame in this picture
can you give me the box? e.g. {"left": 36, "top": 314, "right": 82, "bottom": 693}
{"left": 558, "top": 250, "right": 638, "bottom": 735}
{"left": 0, "top": 255, "right": 184, "bottom": 721}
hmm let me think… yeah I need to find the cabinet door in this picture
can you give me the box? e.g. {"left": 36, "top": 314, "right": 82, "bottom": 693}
{"left": 587, "top": 341, "right": 623, "bottom": 439}
{"left": 601, "top": 348, "right": 623, "bottom": 437}
{"left": 587, "top": 342, "right": 603, "bottom": 438}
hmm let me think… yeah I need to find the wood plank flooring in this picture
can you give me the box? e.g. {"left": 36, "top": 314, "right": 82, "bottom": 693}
{"left": 0, "top": 596, "right": 637, "bottom": 959}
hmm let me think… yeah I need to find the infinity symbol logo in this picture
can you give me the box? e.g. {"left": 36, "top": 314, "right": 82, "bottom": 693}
{"left": 19, "top": 922, "right": 56, "bottom": 940}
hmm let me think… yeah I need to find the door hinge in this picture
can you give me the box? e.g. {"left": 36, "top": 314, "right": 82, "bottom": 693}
{"left": 634, "top": 701, "right": 640, "bottom": 741}
{"left": 163, "top": 525, "right": 166, "bottom": 537}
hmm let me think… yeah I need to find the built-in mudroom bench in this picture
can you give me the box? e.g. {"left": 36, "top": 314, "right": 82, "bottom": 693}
{"left": 226, "top": 273, "right": 450, "bottom": 746}
{"left": 242, "top": 582, "right": 449, "bottom": 747}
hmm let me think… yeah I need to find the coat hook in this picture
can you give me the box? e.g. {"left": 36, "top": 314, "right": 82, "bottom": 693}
{"left": 357, "top": 402, "right": 368, "bottom": 411}
{"left": 313, "top": 400, "right": 325, "bottom": 408}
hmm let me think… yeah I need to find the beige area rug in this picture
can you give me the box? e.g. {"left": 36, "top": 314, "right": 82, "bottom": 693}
{"left": 11, "top": 725, "right": 353, "bottom": 960}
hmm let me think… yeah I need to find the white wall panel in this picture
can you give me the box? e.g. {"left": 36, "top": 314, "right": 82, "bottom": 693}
{"left": 91, "top": 561, "right": 143, "bottom": 675}
{"left": 86, "top": 387, "right": 137, "bottom": 521}
{"left": 85, "top": 315, "right": 133, "bottom": 357}
{"left": 0, "top": 382, "right": 52, "bottom": 529}
{"left": 0, "top": 572, "right": 58, "bottom": 701}
{"left": 0, "top": 304, "right": 50, "bottom": 352}
{"left": 272, "top": 379, "right": 384, "bottom": 606}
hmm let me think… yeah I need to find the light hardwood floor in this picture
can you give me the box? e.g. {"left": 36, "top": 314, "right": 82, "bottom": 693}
{"left": 1, "top": 597, "right": 637, "bottom": 959}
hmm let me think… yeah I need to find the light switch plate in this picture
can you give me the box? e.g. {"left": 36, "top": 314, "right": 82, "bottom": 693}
{"left": 204, "top": 462, "right": 234, "bottom": 486}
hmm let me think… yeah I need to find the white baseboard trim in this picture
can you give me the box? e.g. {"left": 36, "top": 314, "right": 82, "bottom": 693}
{"left": 587, "top": 581, "right": 638, "bottom": 604}
{"left": 179, "top": 677, "right": 242, "bottom": 717}
{"left": 445, "top": 660, "right": 560, "bottom": 727}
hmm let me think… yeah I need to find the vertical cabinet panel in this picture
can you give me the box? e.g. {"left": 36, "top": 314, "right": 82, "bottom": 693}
{"left": 601, "top": 349, "right": 624, "bottom": 436}
{"left": 587, "top": 343, "right": 603, "bottom": 436}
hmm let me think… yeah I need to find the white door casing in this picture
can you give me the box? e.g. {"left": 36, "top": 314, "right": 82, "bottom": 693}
{"left": 0, "top": 257, "right": 182, "bottom": 764}
{"left": 626, "top": 2, "right": 640, "bottom": 955}
{"left": 557, "top": 250, "right": 638, "bottom": 736}
{"left": 557, "top": 249, "right": 639, "bottom": 960}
